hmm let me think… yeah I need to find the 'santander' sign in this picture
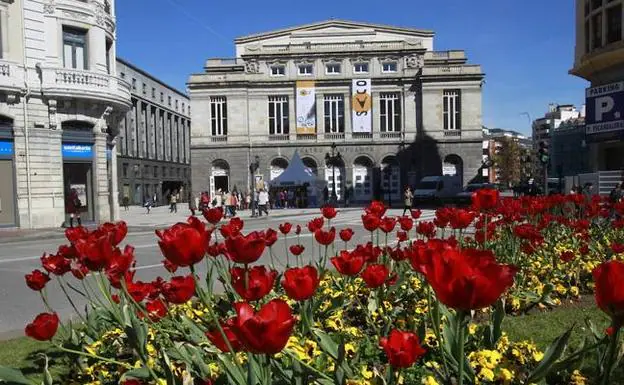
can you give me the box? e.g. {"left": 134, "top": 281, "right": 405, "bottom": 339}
{"left": 296, "top": 81, "right": 316, "bottom": 134}
{"left": 352, "top": 79, "right": 372, "bottom": 133}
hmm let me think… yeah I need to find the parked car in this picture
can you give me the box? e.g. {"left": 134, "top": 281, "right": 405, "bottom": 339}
{"left": 454, "top": 183, "right": 498, "bottom": 205}
{"left": 414, "top": 176, "right": 463, "bottom": 205}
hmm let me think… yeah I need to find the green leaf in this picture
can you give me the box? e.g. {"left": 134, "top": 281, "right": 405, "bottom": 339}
{"left": 312, "top": 328, "right": 339, "bottom": 360}
{"left": 0, "top": 366, "right": 34, "bottom": 385}
{"left": 41, "top": 354, "right": 53, "bottom": 385}
{"left": 484, "top": 299, "right": 505, "bottom": 349}
{"left": 121, "top": 367, "right": 151, "bottom": 381}
{"left": 217, "top": 355, "right": 245, "bottom": 385}
{"left": 526, "top": 325, "right": 574, "bottom": 383}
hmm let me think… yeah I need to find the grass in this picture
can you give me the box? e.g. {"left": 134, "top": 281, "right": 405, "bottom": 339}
{"left": 0, "top": 338, "right": 67, "bottom": 382}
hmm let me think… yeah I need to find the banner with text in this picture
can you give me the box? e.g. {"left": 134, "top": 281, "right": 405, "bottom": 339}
{"left": 352, "top": 79, "right": 372, "bottom": 133}
{"left": 296, "top": 80, "right": 316, "bottom": 134}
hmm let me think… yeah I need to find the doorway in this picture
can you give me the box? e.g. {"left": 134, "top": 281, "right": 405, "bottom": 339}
{"left": 214, "top": 175, "right": 229, "bottom": 192}
{"left": 0, "top": 160, "right": 16, "bottom": 226}
{"left": 63, "top": 162, "right": 94, "bottom": 222}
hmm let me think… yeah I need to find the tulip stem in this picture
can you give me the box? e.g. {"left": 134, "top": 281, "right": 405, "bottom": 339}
{"left": 57, "top": 277, "right": 87, "bottom": 324}
{"left": 601, "top": 321, "right": 621, "bottom": 385}
{"left": 284, "top": 350, "right": 332, "bottom": 381}
{"left": 456, "top": 311, "right": 467, "bottom": 385}
{"left": 54, "top": 344, "right": 131, "bottom": 368}
{"left": 39, "top": 290, "right": 53, "bottom": 313}
{"left": 284, "top": 235, "right": 290, "bottom": 268}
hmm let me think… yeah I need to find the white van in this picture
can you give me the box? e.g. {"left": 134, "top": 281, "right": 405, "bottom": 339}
{"left": 414, "top": 176, "right": 463, "bottom": 204}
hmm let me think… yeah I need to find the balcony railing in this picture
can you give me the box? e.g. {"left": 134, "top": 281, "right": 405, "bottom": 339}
{"left": 0, "top": 60, "right": 24, "bottom": 93}
{"left": 56, "top": 68, "right": 110, "bottom": 88}
{"left": 297, "top": 134, "right": 317, "bottom": 141}
{"left": 352, "top": 132, "right": 373, "bottom": 140}
{"left": 41, "top": 67, "right": 130, "bottom": 106}
{"left": 380, "top": 132, "right": 402, "bottom": 139}
{"left": 324, "top": 132, "right": 345, "bottom": 141}
{"left": 269, "top": 134, "right": 289, "bottom": 141}
{"left": 211, "top": 136, "right": 227, "bottom": 143}
{"left": 444, "top": 130, "right": 461, "bottom": 137}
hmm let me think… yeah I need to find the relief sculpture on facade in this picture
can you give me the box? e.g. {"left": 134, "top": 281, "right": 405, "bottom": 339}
{"left": 405, "top": 54, "right": 424, "bottom": 69}
{"left": 245, "top": 60, "right": 260, "bottom": 74}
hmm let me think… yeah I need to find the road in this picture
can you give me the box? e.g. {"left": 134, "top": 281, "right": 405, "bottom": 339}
{"left": 0, "top": 205, "right": 437, "bottom": 338}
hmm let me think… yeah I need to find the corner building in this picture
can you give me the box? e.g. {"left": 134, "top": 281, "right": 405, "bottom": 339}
{"left": 0, "top": 0, "right": 130, "bottom": 228}
{"left": 189, "top": 20, "right": 484, "bottom": 204}
{"left": 115, "top": 59, "right": 191, "bottom": 206}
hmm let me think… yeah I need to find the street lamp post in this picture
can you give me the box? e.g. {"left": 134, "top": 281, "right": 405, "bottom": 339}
{"left": 384, "top": 167, "right": 392, "bottom": 207}
{"left": 249, "top": 156, "right": 260, "bottom": 216}
{"left": 325, "top": 142, "right": 342, "bottom": 205}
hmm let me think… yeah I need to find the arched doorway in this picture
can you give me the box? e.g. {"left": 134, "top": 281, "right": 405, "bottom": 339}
{"left": 211, "top": 159, "right": 230, "bottom": 194}
{"left": 353, "top": 156, "right": 374, "bottom": 202}
{"left": 325, "top": 158, "right": 345, "bottom": 201}
{"left": 302, "top": 157, "right": 318, "bottom": 176}
{"left": 270, "top": 157, "right": 289, "bottom": 180}
{"left": 443, "top": 154, "right": 464, "bottom": 185}
{"left": 381, "top": 155, "right": 401, "bottom": 203}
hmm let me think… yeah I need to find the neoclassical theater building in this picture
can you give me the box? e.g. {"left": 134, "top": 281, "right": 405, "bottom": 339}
{"left": 0, "top": 0, "right": 130, "bottom": 228}
{"left": 189, "top": 20, "right": 485, "bottom": 204}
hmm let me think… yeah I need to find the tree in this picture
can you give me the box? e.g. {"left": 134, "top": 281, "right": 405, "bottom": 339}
{"left": 493, "top": 137, "right": 522, "bottom": 188}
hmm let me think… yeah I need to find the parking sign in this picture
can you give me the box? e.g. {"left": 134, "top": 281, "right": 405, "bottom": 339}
{"left": 586, "top": 81, "right": 624, "bottom": 136}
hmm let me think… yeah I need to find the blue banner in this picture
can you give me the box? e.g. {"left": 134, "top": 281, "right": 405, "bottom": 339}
{"left": 0, "top": 140, "right": 13, "bottom": 157}
{"left": 586, "top": 82, "right": 624, "bottom": 137}
{"left": 62, "top": 143, "right": 93, "bottom": 159}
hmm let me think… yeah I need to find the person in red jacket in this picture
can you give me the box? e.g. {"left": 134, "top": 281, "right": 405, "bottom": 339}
{"left": 66, "top": 188, "right": 82, "bottom": 228}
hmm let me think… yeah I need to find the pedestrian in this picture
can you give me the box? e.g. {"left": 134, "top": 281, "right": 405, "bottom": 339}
{"left": 402, "top": 186, "right": 413, "bottom": 216}
{"left": 610, "top": 182, "right": 623, "bottom": 204}
{"left": 189, "top": 192, "right": 197, "bottom": 216}
{"left": 144, "top": 195, "right": 153, "bottom": 214}
{"left": 258, "top": 188, "right": 269, "bottom": 217}
{"left": 582, "top": 183, "right": 594, "bottom": 201}
{"left": 344, "top": 186, "right": 351, "bottom": 207}
{"left": 66, "top": 188, "right": 82, "bottom": 227}
{"left": 245, "top": 192, "right": 251, "bottom": 211}
{"left": 153, "top": 193, "right": 157, "bottom": 208}
{"left": 323, "top": 186, "right": 329, "bottom": 204}
{"left": 170, "top": 191, "right": 178, "bottom": 213}
{"left": 122, "top": 195, "right": 129, "bottom": 211}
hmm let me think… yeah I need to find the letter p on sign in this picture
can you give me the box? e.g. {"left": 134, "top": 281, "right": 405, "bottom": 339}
{"left": 596, "top": 96, "right": 615, "bottom": 121}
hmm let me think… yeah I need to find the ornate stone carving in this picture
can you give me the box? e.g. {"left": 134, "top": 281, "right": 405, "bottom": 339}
{"left": 43, "top": 1, "right": 55, "bottom": 14}
{"left": 48, "top": 100, "right": 58, "bottom": 130}
{"left": 94, "top": 2, "right": 104, "bottom": 26}
{"left": 62, "top": 11, "right": 89, "bottom": 21}
{"left": 245, "top": 60, "right": 259, "bottom": 74}
{"left": 405, "top": 54, "right": 424, "bottom": 69}
{"left": 98, "top": 106, "right": 113, "bottom": 133}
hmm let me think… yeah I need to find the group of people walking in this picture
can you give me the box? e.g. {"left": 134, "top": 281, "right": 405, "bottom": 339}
{"left": 190, "top": 188, "right": 271, "bottom": 218}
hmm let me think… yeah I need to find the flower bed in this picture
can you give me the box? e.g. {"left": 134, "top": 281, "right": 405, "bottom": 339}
{"left": 2, "top": 191, "right": 624, "bottom": 385}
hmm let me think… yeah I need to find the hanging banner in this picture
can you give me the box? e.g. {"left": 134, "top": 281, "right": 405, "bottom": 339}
{"left": 352, "top": 79, "right": 372, "bottom": 133}
{"left": 296, "top": 80, "right": 316, "bottom": 134}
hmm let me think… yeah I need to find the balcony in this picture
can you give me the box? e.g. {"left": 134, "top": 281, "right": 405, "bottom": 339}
{"left": 296, "top": 134, "right": 317, "bottom": 141}
{"left": 40, "top": 67, "right": 131, "bottom": 108}
{"left": 324, "top": 132, "right": 345, "bottom": 141}
{"left": 210, "top": 136, "right": 227, "bottom": 143}
{"left": 444, "top": 130, "right": 461, "bottom": 137}
{"left": 352, "top": 132, "right": 373, "bottom": 140}
{"left": 268, "top": 134, "right": 289, "bottom": 141}
{"left": 0, "top": 60, "right": 25, "bottom": 95}
{"left": 380, "top": 132, "right": 402, "bottom": 139}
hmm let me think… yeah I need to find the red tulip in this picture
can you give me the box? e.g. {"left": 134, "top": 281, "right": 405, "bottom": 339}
{"left": 339, "top": 228, "right": 354, "bottom": 242}
{"left": 379, "top": 330, "right": 426, "bottom": 368}
{"left": 105, "top": 245, "right": 135, "bottom": 279}
{"left": 410, "top": 209, "right": 422, "bottom": 220}
{"left": 289, "top": 244, "right": 305, "bottom": 256}
{"left": 398, "top": 216, "right": 413, "bottom": 231}
{"left": 321, "top": 205, "right": 338, "bottom": 219}
{"left": 361, "top": 264, "right": 389, "bottom": 288}
{"left": 365, "top": 201, "right": 386, "bottom": 218}
{"left": 230, "top": 266, "right": 277, "bottom": 301}
{"left": 472, "top": 188, "right": 500, "bottom": 211}
{"left": 162, "top": 259, "right": 178, "bottom": 273}
{"left": 331, "top": 250, "right": 365, "bottom": 276}
{"left": 233, "top": 299, "right": 296, "bottom": 354}
{"left": 57, "top": 244, "right": 78, "bottom": 260}
{"left": 146, "top": 278, "right": 163, "bottom": 300}
{"left": 434, "top": 208, "right": 452, "bottom": 228}
{"left": 74, "top": 231, "right": 115, "bottom": 271}
{"left": 611, "top": 243, "right": 624, "bottom": 254}
{"left": 264, "top": 229, "right": 278, "bottom": 247}
{"left": 314, "top": 227, "right": 336, "bottom": 246}
{"left": 282, "top": 265, "right": 320, "bottom": 301}
{"left": 279, "top": 222, "right": 292, "bottom": 235}
{"left": 162, "top": 275, "right": 196, "bottom": 304}
{"left": 126, "top": 279, "right": 149, "bottom": 302}
{"left": 593, "top": 260, "right": 624, "bottom": 324}
{"left": 156, "top": 217, "right": 210, "bottom": 267}
{"left": 71, "top": 262, "right": 89, "bottom": 280}
{"left": 229, "top": 217, "right": 244, "bottom": 232}
{"left": 220, "top": 223, "right": 240, "bottom": 238}
{"left": 379, "top": 217, "right": 397, "bottom": 233}
{"left": 206, "top": 243, "right": 222, "bottom": 258}
{"left": 25, "top": 270, "right": 50, "bottom": 291}
{"left": 65, "top": 226, "right": 89, "bottom": 244}
{"left": 144, "top": 299, "right": 168, "bottom": 321}
{"left": 295, "top": 225, "right": 302, "bottom": 235}
{"left": 41, "top": 253, "right": 71, "bottom": 276}
{"left": 307, "top": 217, "right": 324, "bottom": 233}
{"left": 449, "top": 209, "right": 476, "bottom": 230}
{"left": 202, "top": 207, "right": 224, "bottom": 224}
{"left": 353, "top": 242, "right": 382, "bottom": 263}
{"left": 100, "top": 221, "right": 128, "bottom": 246}
{"left": 423, "top": 247, "right": 518, "bottom": 311}
{"left": 397, "top": 231, "right": 408, "bottom": 242}
{"left": 416, "top": 221, "right": 436, "bottom": 238}
{"left": 122, "top": 380, "right": 144, "bottom": 385}
{"left": 560, "top": 251, "right": 575, "bottom": 263}
{"left": 25, "top": 313, "right": 59, "bottom": 341}
{"left": 205, "top": 318, "right": 243, "bottom": 352}
{"left": 225, "top": 231, "right": 266, "bottom": 264}
{"left": 362, "top": 213, "right": 381, "bottom": 232}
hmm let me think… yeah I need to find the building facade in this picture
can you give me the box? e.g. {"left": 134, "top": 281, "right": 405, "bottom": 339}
{"left": 0, "top": 0, "right": 130, "bottom": 228}
{"left": 571, "top": 0, "right": 624, "bottom": 171}
{"left": 550, "top": 117, "right": 590, "bottom": 177}
{"left": 482, "top": 128, "right": 532, "bottom": 184}
{"left": 189, "top": 20, "right": 484, "bottom": 205}
{"left": 115, "top": 59, "right": 191, "bottom": 206}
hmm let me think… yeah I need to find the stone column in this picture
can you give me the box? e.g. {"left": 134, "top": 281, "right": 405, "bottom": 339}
{"left": 93, "top": 131, "right": 110, "bottom": 222}
{"left": 110, "top": 138, "right": 119, "bottom": 221}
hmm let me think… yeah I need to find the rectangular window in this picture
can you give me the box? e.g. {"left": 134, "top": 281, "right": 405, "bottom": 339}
{"left": 323, "top": 95, "right": 345, "bottom": 133}
{"left": 122, "top": 163, "right": 128, "bottom": 178}
{"left": 132, "top": 78, "right": 136, "bottom": 90}
{"left": 62, "top": 27, "right": 88, "bottom": 70}
{"left": 120, "top": 72, "right": 125, "bottom": 79}
{"left": 151, "top": 87, "right": 156, "bottom": 98}
{"left": 443, "top": 90, "right": 461, "bottom": 130}
{"left": 585, "top": 20, "right": 591, "bottom": 53}
{"left": 153, "top": 166, "right": 158, "bottom": 177}
{"left": 607, "top": 4, "right": 622, "bottom": 43}
{"left": 162, "top": 166, "right": 166, "bottom": 177}
{"left": 168, "top": 96, "right": 172, "bottom": 106}
{"left": 382, "top": 62, "right": 398, "bottom": 73}
{"left": 210, "top": 96, "right": 228, "bottom": 136}
{"left": 175, "top": 100, "right": 179, "bottom": 110}
{"left": 105, "top": 39, "right": 112, "bottom": 74}
{"left": 270, "top": 65, "right": 285, "bottom": 76}
{"left": 142, "top": 83, "right": 147, "bottom": 95}
{"left": 353, "top": 63, "right": 369, "bottom": 73}
{"left": 268, "top": 96, "right": 289, "bottom": 135}
{"left": 379, "top": 92, "right": 402, "bottom": 132}
{"left": 592, "top": 13, "right": 603, "bottom": 49}
{"left": 298, "top": 64, "right": 313, "bottom": 75}
{"left": 160, "top": 92, "right": 164, "bottom": 102}
{"left": 326, "top": 63, "right": 341, "bottom": 74}
{"left": 182, "top": 102, "right": 185, "bottom": 113}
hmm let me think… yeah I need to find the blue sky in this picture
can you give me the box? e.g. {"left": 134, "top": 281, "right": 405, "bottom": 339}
{"left": 116, "top": 0, "right": 587, "bottom": 136}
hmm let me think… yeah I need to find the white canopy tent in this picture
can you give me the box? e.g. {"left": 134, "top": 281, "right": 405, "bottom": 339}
{"left": 269, "top": 150, "right": 326, "bottom": 207}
